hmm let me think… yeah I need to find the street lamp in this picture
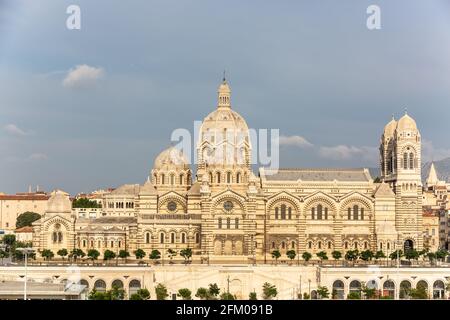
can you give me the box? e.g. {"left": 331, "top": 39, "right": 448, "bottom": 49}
{"left": 16, "top": 248, "right": 35, "bottom": 300}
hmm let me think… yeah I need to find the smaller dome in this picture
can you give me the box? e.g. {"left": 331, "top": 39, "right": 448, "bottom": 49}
{"left": 383, "top": 117, "right": 397, "bottom": 138}
{"left": 153, "top": 146, "right": 190, "bottom": 171}
{"left": 397, "top": 113, "right": 417, "bottom": 132}
{"left": 47, "top": 190, "right": 71, "bottom": 214}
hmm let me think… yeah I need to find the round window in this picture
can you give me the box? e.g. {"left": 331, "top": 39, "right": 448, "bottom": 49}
{"left": 223, "top": 201, "right": 234, "bottom": 211}
{"left": 167, "top": 201, "right": 177, "bottom": 212}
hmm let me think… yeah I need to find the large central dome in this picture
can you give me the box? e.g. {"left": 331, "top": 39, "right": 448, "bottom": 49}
{"left": 197, "top": 78, "right": 251, "bottom": 168}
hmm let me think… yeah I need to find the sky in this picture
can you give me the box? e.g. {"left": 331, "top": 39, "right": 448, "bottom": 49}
{"left": 1, "top": 0, "right": 450, "bottom": 195}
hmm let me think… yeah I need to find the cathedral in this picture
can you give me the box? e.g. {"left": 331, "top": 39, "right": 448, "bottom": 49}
{"left": 32, "top": 79, "right": 424, "bottom": 261}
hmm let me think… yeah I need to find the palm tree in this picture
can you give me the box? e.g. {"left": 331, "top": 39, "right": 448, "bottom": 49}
{"left": 149, "top": 249, "right": 161, "bottom": 264}
{"left": 316, "top": 251, "right": 328, "bottom": 264}
{"left": 302, "top": 252, "right": 312, "bottom": 265}
{"left": 167, "top": 249, "right": 177, "bottom": 264}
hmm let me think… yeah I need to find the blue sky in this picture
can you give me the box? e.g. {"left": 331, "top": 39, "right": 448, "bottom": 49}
{"left": 1, "top": 0, "right": 450, "bottom": 195}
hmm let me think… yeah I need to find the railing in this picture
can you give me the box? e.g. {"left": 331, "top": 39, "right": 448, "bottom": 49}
{"left": 140, "top": 214, "right": 202, "bottom": 220}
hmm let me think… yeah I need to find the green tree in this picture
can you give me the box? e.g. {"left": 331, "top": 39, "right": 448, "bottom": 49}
{"left": 70, "top": 248, "right": 85, "bottom": 262}
{"left": 2, "top": 234, "right": 16, "bottom": 247}
{"left": 177, "top": 288, "right": 192, "bottom": 300}
{"left": 332, "top": 250, "right": 342, "bottom": 261}
{"left": 362, "top": 284, "right": 376, "bottom": 299}
{"left": 302, "top": 252, "right": 312, "bottom": 264}
{"left": 360, "top": 250, "right": 374, "bottom": 262}
{"left": 389, "top": 250, "right": 403, "bottom": 261}
{"left": 404, "top": 249, "right": 419, "bottom": 262}
{"left": 316, "top": 251, "right": 328, "bottom": 262}
{"left": 345, "top": 250, "right": 359, "bottom": 263}
{"left": 110, "top": 285, "right": 126, "bottom": 300}
{"left": 180, "top": 248, "right": 192, "bottom": 264}
{"left": 16, "top": 212, "right": 41, "bottom": 228}
{"left": 286, "top": 250, "right": 296, "bottom": 262}
{"left": 317, "top": 286, "right": 330, "bottom": 299}
{"left": 249, "top": 292, "right": 257, "bottom": 300}
{"left": 373, "top": 177, "right": 381, "bottom": 183}
{"left": 130, "top": 288, "right": 150, "bottom": 300}
{"left": 40, "top": 249, "right": 54, "bottom": 261}
{"left": 167, "top": 249, "right": 177, "bottom": 263}
{"left": 347, "top": 291, "right": 361, "bottom": 300}
{"left": 208, "top": 283, "right": 220, "bottom": 298}
{"left": 149, "top": 249, "right": 161, "bottom": 264}
{"left": 87, "top": 249, "right": 100, "bottom": 264}
{"left": 155, "top": 283, "right": 169, "bottom": 300}
{"left": 134, "top": 248, "right": 146, "bottom": 260}
{"left": 103, "top": 250, "right": 116, "bottom": 262}
{"left": 436, "top": 249, "right": 449, "bottom": 262}
{"left": 427, "top": 252, "right": 437, "bottom": 264}
{"left": 195, "top": 287, "right": 210, "bottom": 300}
{"left": 303, "top": 292, "right": 310, "bottom": 300}
{"left": 409, "top": 285, "right": 428, "bottom": 299}
{"left": 220, "top": 292, "right": 235, "bottom": 300}
{"left": 118, "top": 250, "right": 130, "bottom": 263}
{"left": 262, "top": 282, "right": 277, "bottom": 300}
{"left": 57, "top": 249, "right": 68, "bottom": 260}
{"left": 374, "top": 250, "right": 386, "bottom": 261}
{"left": 271, "top": 250, "right": 281, "bottom": 264}
{"left": 0, "top": 249, "right": 9, "bottom": 264}
{"left": 72, "top": 198, "right": 101, "bottom": 208}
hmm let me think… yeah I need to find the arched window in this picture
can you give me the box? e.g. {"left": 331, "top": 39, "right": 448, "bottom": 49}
{"left": 403, "top": 153, "right": 408, "bottom": 169}
{"left": 170, "top": 233, "right": 175, "bottom": 244}
{"left": 361, "top": 207, "right": 364, "bottom": 220}
{"left": 181, "top": 233, "right": 186, "bottom": 244}
{"left": 235, "top": 218, "right": 239, "bottom": 229}
{"left": 236, "top": 173, "right": 241, "bottom": 183}
{"left": 364, "top": 242, "right": 368, "bottom": 249}
{"left": 317, "top": 205, "right": 323, "bottom": 220}
{"left": 288, "top": 207, "right": 292, "bottom": 220}
{"left": 308, "top": 241, "right": 312, "bottom": 249}
{"left": 409, "top": 152, "right": 414, "bottom": 169}
{"left": 318, "top": 241, "right": 322, "bottom": 249}
{"left": 209, "top": 172, "right": 213, "bottom": 183}
{"left": 52, "top": 232, "right": 57, "bottom": 243}
{"left": 275, "top": 207, "right": 279, "bottom": 220}
{"left": 328, "top": 241, "right": 332, "bottom": 249}
{"left": 160, "top": 233, "right": 165, "bottom": 244}
{"left": 353, "top": 205, "right": 359, "bottom": 220}
{"left": 281, "top": 204, "right": 286, "bottom": 220}
{"left": 281, "top": 241, "right": 286, "bottom": 249}
{"left": 348, "top": 208, "right": 351, "bottom": 220}
{"left": 227, "top": 172, "right": 231, "bottom": 183}
{"left": 354, "top": 242, "right": 358, "bottom": 249}
{"left": 170, "top": 174, "right": 175, "bottom": 185}
{"left": 344, "top": 242, "right": 348, "bottom": 249}
{"left": 226, "top": 218, "right": 230, "bottom": 229}
{"left": 380, "top": 242, "right": 383, "bottom": 250}
{"left": 311, "top": 207, "right": 315, "bottom": 220}
{"left": 332, "top": 280, "right": 345, "bottom": 299}
{"left": 161, "top": 174, "right": 165, "bottom": 185}
{"left": 145, "top": 233, "right": 150, "bottom": 244}
{"left": 179, "top": 174, "right": 184, "bottom": 185}
{"left": 387, "top": 242, "right": 390, "bottom": 250}
{"left": 82, "top": 239, "right": 87, "bottom": 247}
{"left": 291, "top": 241, "right": 295, "bottom": 249}
{"left": 218, "top": 218, "right": 222, "bottom": 229}
{"left": 216, "top": 172, "right": 221, "bottom": 183}
{"left": 324, "top": 207, "right": 328, "bottom": 220}
{"left": 195, "top": 233, "right": 200, "bottom": 243}
{"left": 272, "top": 242, "right": 276, "bottom": 249}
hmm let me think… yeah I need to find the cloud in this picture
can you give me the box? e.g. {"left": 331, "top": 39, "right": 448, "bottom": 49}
{"left": 29, "top": 153, "right": 48, "bottom": 161}
{"left": 422, "top": 139, "right": 450, "bottom": 162}
{"left": 3, "top": 124, "right": 28, "bottom": 136}
{"left": 62, "top": 64, "right": 104, "bottom": 88}
{"left": 279, "top": 135, "right": 313, "bottom": 148}
{"left": 319, "top": 145, "right": 378, "bottom": 162}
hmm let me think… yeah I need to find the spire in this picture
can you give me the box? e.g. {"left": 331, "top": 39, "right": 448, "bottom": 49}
{"left": 217, "top": 74, "right": 231, "bottom": 108}
{"left": 404, "top": 107, "right": 408, "bottom": 115}
{"left": 426, "top": 162, "right": 439, "bottom": 187}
